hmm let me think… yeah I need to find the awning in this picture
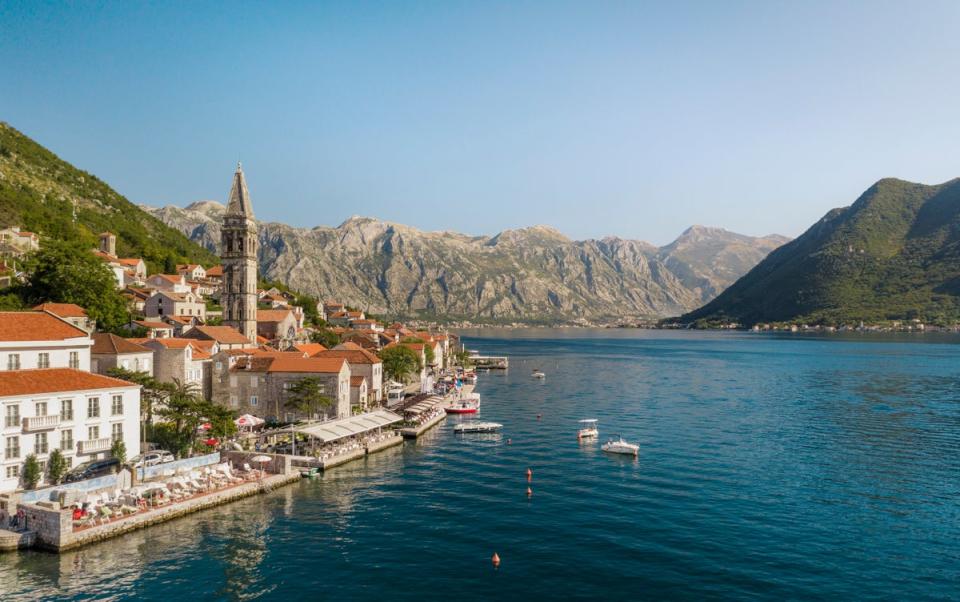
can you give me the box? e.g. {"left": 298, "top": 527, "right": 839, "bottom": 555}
{"left": 292, "top": 410, "right": 403, "bottom": 443}
{"left": 403, "top": 395, "right": 443, "bottom": 416}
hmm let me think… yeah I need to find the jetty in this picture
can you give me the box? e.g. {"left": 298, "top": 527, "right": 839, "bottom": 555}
{"left": 470, "top": 355, "right": 509, "bottom": 370}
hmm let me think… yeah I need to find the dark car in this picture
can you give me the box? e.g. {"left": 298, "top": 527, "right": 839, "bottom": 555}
{"left": 63, "top": 457, "right": 121, "bottom": 483}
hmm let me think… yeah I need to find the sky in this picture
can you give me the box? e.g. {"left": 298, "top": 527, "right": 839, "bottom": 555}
{"left": 2, "top": 1, "right": 960, "bottom": 245}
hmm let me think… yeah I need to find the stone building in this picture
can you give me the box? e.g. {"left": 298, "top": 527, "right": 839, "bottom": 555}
{"left": 220, "top": 163, "right": 258, "bottom": 345}
{"left": 90, "top": 333, "right": 153, "bottom": 376}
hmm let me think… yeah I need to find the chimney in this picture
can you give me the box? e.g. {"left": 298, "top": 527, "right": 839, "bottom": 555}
{"left": 99, "top": 232, "right": 116, "bottom": 257}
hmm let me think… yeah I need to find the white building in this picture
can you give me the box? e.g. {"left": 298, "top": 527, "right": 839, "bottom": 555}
{"left": 144, "top": 291, "right": 207, "bottom": 321}
{"left": 0, "top": 369, "right": 141, "bottom": 493}
{"left": 0, "top": 312, "right": 93, "bottom": 372}
{"left": 145, "top": 274, "right": 191, "bottom": 294}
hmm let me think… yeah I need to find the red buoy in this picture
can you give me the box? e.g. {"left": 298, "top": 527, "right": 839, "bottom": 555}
{"left": 492, "top": 552, "right": 501, "bottom": 567}
{"left": 526, "top": 468, "right": 533, "bottom": 481}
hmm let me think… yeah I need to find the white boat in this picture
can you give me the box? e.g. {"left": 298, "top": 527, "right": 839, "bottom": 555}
{"left": 532, "top": 370, "right": 546, "bottom": 379}
{"left": 577, "top": 418, "right": 598, "bottom": 439}
{"left": 454, "top": 421, "right": 503, "bottom": 433}
{"left": 444, "top": 393, "right": 481, "bottom": 414}
{"left": 602, "top": 435, "right": 639, "bottom": 456}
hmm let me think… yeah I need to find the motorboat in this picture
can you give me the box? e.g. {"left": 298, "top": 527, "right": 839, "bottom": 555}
{"left": 454, "top": 421, "right": 502, "bottom": 433}
{"left": 577, "top": 418, "right": 599, "bottom": 439}
{"left": 463, "top": 372, "right": 477, "bottom": 385}
{"left": 602, "top": 435, "right": 639, "bottom": 456}
{"left": 444, "top": 393, "right": 481, "bottom": 414}
{"left": 532, "top": 369, "right": 546, "bottom": 379}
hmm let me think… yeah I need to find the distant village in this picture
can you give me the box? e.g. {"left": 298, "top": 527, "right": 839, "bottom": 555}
{"left": 0, "top": 163, "right": 462, "bottom": 506}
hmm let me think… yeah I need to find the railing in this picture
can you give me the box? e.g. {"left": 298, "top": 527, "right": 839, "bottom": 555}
{"left": 22, "top": 415, "right": 61, "bottom": 432}
{"left": 77, "top": 437, "right": 111, "bottom": 454}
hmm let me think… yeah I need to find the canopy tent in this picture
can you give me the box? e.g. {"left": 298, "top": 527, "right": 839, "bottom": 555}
{"left": 236, "top": 414, "right": 265, "bottom": 428}
{"left": 402, "top": 395, "right": 443, "bottom": 416}
{"left": 291, "top": 410, "right": 403, "bottom": 444}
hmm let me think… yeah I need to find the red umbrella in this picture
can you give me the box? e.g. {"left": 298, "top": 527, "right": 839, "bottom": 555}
{"left": 200, "top": 423, "right": 212, "bottom": 431}
{"left": 204, "top": 438, "right": 219, "bottom": 447}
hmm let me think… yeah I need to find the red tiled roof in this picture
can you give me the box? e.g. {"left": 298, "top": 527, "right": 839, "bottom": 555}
{"left": 318, "top": 348, "right": 382, "bottom": 365}
{"left": 0, "top": 312, "right": 89, "bottom": 341}
{"left": 117, "top": 258, "right": 143, "bottom": 267}
{"left": 151, "top": 274, "right": 183, "bottom": 284}
{"left": 257, "top": 309, "right": 295, "bottom": 323}
{"left": 350, "top": 376, "right": 367, "bottom": 386}
{"left": 0, "top": 368, "right": 137, "bottom": 397}
{"left": 206, "top": 265, "right": 223, "bottom": 277}
{"left": 336, "top": 342, "right": 362, "bottom": 350}
{"left": 293, "top": 343, "right": 327, "bottom": 356}
{"left": 32, "top": 302, "right": 88, "bottom": 318}
{"left": 192, "top": 326, "right": 251, "bottom": 345}
{"left": 133, "top": 320, "right": 172, "bottom": 330}
{"left": 266, "top": 357, "right": 346, "bottom": 374}
{"left": 91, "top": 333, "right": 150, "bottom": 354}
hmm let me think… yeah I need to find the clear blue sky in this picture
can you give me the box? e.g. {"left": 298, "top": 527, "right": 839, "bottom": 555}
{"left": 2, "top": 1, "right": 959, "bottom": 244}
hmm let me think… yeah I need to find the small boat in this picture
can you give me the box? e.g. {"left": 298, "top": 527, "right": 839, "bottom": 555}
{"left": 299, "top": 467, "right": 319, "bottom": 478}
{"left": 532, "top": 369, "right": 546, "bottom": 379}
{"left": 463, "top": 372, "right": 477, "bottom": 385}
{"left": 454, "top": 421, "right": 503, "bottom": 433}
{"left": 577, "top": 418, "right": 599, "bottom": 439}
{"left": 602, "top": 435, "right": 639, "bottom": 456}
{"left": 444, "top": 393, "right": 481, "bottom": 414}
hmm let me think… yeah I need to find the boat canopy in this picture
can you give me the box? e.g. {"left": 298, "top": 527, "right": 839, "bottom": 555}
{"left": 579, "top": 419, "right": 598, "bottom": 424}
{"left": 292, "top": 410, "right": 402, "bottom": 444}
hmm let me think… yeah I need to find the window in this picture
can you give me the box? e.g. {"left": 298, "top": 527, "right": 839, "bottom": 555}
{"left": 250, "top": 376, "right": 258, "bottom": 387}
{"left": 230, "top": 375, "right": 237, "bottom": 387}
{"left": 6, "top": 354, "right": 20, "bottom": 370}
{"left": 87, "top": 426, "right": 99, "bottom": 441}
{"left": 249, "top": 395, "right": 258, "bottom": 406}
{"left": 111, "top": 395, "right": 123, "bottom": 416}
{"left": 5, "top": 436, "right": 19, "bottom": 460}
{"left": 38, "top": 353, "right": 50, "bottom": 369}
{"left": 230, "top": 396, "right": 238, "bottom": 407}
{"left": 61, "top": 399, "right": 73, "bottom": 421}
{"left": 69, "top": 351, "right": 80, "bottom": 369}
{"left": 35, "top": 433, "right": 48, "bottom": 454}
{"left": 87, "top": 398, "right": 100, "bottom": 418}
{"left": 35, "top": 402, "right": 47, "bottom": 417}
{"left": 111, "top": 423, "right": 123, "bottom": 443}
{"left": 60, "top": 429, "right": 73, "bottom": 451}
{"left": 4, "top": 405, "right": 19, "bottom": 428}
{"left": 6, "top": 465, "right": 18, "bottom": 479}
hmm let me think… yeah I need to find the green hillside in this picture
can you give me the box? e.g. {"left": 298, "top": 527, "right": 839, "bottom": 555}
{"left": 0, "top": 122, "right": 217, "bottom": 272}
{"left": 679, "top": 177, "right": 960, "bottom": 327}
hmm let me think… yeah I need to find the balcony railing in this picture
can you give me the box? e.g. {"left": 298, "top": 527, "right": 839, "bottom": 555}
{"left": 22, "top": 415, "right": 61, "bottom": 432}
{"left": 77, "top": 437, "right": 111, "bottom": 454}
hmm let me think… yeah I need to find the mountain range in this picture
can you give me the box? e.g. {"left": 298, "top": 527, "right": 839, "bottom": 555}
{"left": 148, "top": 201, "right": 788, "bottom": 323}
{"left": 681, "top": 177, "right": 960, "bottom": 326}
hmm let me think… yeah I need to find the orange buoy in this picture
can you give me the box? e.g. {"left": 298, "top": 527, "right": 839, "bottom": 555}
{"left": 526, "top": 468, "right": 533, "bottom": 481}
{"left": 492, "top": 552, "right": 501, "bottom": 567}
{"left": 526, "top": 487, "right": 533, "bottom": 497}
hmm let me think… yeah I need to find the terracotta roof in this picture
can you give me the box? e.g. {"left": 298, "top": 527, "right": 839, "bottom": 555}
{"left": 266, "top": 356, "right": 346, "bottom": 374}
{"left": 256, "top": 335, "right": 270, "bottom": 344}
{"left": 318, "top": 348, "right": 382, "bottom": 365}
{"left": 206, "top": 265, "right": 223, "bottom": 277}
{"left": 231, "top": 356, "right": 274, "bottom": 372}
{"left": 177, "top": 264, "right": 201, "bottom": 271}
{"left": 32, "top": 303, "right": 88, "bottom": 318}
{"left": 257, "top": 309, "right": 295, "bottom": 323}
{"left": 190, "top": 340, "right": 217, "bottom": 354}
{"left": 346, "top": 311, "right": 364, "bottom": 318}
{"left": 352, "top": 319, "right": 377, "bottom": 325}
{"left": 336, "top": 342, "right": 362, "bottom": 351}
{"left": 125, "top": 337, "right": 152, "bottom": 345}
{"left": 329, "top": 311, "right": 347, "bottom": 319}
{"left": 385, "top": 342, "right": 425, "bottom": 353}
{"left": 152, "top": 274, "right": 184, "bottom": 284}
{"left": 350, "top": 376, "right": 367, "bottom": 386}
{"left": 144, "top": 338, "right": 211, "bottom": 359}
{"left": 117, "top": 258, "right": 143, "bottom": 267}
{"left": 133, "top": 320, "right": 172, "bottom": 330}
{"left": 249, "top": 349, "right": 305, "bottom": 358}
{"left": 192, "top": 325, "right": 252, "bottom": 345}
{"left": 293, "top": 343, "right": 327, "bottom": 356}
{"left": 0, "top": 312, "right": 89, "bottom": 342}
{"left": 0, "top": 368, "right": 137, "bottom": 397}
{"left": 91, "top": 333, "right": 150, "bottom": 354}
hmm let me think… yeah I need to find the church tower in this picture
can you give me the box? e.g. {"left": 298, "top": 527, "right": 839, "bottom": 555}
{"left": 221, "top": 162, "right": 258, "bottom": 344}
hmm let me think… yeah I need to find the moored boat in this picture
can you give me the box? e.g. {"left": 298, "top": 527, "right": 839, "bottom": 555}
{"left": 601, "top": 435, "right": 639, "bottom": 456}
{"left": 444, "top": 393, "right": 481, "bottom": 414}
{"left": 577, "top": 418, "right": 599, "bottom": 439}
{"left": 532, "top": 369, "right": 546, "bottom": 379}
{"left": 453, "top": 421, "right": 502, "bottom": 433}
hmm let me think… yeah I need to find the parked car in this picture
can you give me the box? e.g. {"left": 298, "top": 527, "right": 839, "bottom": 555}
{"left": 130, "top": 450, "right": 175, "bottom": 468}
{"left": 63, "top": 458, "right": 121, "bottom": 483}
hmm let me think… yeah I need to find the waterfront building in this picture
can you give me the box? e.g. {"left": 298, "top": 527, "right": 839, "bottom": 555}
{"left": 220, "top": 163, "right": 259, "bottom": 345}
{"left": 90, "top": 333, "right": 153, "bottom": 376}
{"left": 318, "top": 344, "right": 384, "bottom": 403}
{"left": 210, "top": 352, "right": 351, "bottom": 422}
{"left": 0, "top": 369, "right": 140, "bottom": 493}
{"left": 0, "top": 312, "right": 92, "bottom": 371}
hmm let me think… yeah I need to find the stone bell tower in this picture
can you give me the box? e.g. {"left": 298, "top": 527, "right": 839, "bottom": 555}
{"left": 221, "top": 162, "right": 258, "bottom": 344}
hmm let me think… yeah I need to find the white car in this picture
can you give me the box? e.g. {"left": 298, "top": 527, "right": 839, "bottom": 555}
{"left": 131, "top": 450, "right": 175, "bottom": 468}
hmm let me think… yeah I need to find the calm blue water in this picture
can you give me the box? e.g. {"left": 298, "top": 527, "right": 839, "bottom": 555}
{"left": 4, "top": 330, "right": 960, "bottom": 600}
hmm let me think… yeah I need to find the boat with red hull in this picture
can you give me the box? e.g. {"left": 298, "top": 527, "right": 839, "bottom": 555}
{"left": 444, "top": 393, "right": 481, "bottom": 414}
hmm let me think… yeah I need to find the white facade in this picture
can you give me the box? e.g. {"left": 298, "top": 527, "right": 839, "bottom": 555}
{"left": 144, "top": 291, "right": 207, "bottom": 320}
{"left": 0, "top": 336, "right": 92, "bottom": 372}
{"left": 0, "top": 380, "right": 140, "bottom": 493}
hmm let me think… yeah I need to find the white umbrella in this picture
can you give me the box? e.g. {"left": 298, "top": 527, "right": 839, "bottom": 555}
{"left": 250, "top": 454, "right": 272, "bottom": 479}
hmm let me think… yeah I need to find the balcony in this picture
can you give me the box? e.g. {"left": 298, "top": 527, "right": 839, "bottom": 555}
{"left": 77, "top": 437, "right": 111, "bottom": 454}
{"left": 22, "top": 415, "right": 61, "bottom": 432}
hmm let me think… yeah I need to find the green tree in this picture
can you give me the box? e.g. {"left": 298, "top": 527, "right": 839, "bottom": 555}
{"left": 310, "top": 327, "right": 340, "bottom": 348}
{"left": 285, "top": 377, "right": 334, "bottom": 420}
{"left": 379, "top": 345, "right": 422, "bottom": 383}
{"left": 204, "top": 402, "right": 238, "bottom": 440}
{"left": 22, "top": 454, "right": 42, "bottom": 489}
{"left": 107, "top": 368, "right": 171, "bottom": 429}
{"left": 111, "top": 439, "right": 127, "bottom": 464}
{"left": 18, "top": 240, "right": 130, "bottom": 331}
{"left": 47, "top": 449, "right": 68, "bottom": 484}
{"left": 155, "top": 379, "right": 205, "bottom": 457}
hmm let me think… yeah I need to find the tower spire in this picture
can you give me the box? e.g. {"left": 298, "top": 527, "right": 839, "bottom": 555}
{"left": 226, "top": 162, "right": 254, "bottom": 218}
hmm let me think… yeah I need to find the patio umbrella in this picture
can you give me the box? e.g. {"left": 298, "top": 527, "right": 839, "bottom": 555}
{"left": 250, "top": 454, "right": 272, "bottom": 479}
{"left": 204, "top": 438, "right": 219, "bottom": 447}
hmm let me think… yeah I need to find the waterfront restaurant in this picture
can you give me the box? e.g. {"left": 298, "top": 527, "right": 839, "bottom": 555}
{"left": 261, "top": 410, "right": 403, "bottom": 462}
